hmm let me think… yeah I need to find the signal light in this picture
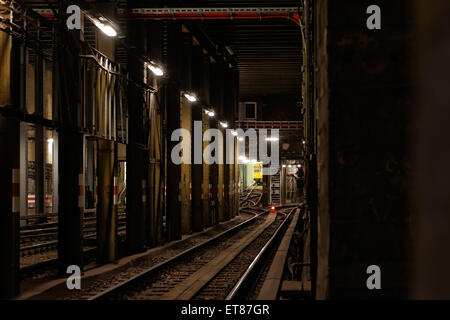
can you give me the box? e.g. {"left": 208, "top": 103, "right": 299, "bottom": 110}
{"left": 271, "top": 205, "right": 276, "bottom": 213}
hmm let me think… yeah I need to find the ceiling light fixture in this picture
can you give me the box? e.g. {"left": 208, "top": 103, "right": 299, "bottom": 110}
{"left": 86, "top": 15, "right": 118, "bottom": 37}
{"left": 184, "top": 92, "right": 197, "bottom": 102}
{"left": 148, "top": 62, "right": 164, "bottom": 76}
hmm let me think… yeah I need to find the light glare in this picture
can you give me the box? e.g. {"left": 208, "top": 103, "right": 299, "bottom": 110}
{"left": 184, "top": 93, "right": 197, "bottom": 102}
{"left": 94, "top": 20, "right": 117, "bottom": 37}
{"left": 148, "top": 64, "right": 164, "bottom": 76}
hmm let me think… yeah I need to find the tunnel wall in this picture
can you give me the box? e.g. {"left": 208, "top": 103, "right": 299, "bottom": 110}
{"left": 315, "top": 0, "right": 414, "bottom": 299}
{"left": 413, "top": 0, "right": 450, "bottom": 299}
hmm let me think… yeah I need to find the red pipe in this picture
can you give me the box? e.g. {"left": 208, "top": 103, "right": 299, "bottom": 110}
{"left": 118, "top": 13, "right": 301, "bottom": 27}
{"left": 38, "top": 12, "right": 302, "bottom": 27}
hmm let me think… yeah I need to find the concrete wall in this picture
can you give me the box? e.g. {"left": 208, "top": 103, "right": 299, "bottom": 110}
{"left": 315, "top": 0, "right": 413, "bottom": 299}
{"left": 413, "top": 0, "right": 450, "bottom": 299}
{"left": 240, "top": 95, "right": 300, "bottom": 122}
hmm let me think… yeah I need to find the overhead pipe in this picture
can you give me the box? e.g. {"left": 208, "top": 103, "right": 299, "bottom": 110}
{"left": 34, "top": 8, "right": 302, "bottom": 27}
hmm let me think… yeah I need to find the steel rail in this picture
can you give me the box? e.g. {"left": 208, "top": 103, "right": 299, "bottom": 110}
{"left": 90, "top": 210, "right": 268, "bottom": 300}
{"left": 20, "top": 240, "right": 58, "bottom": 252}
{"left": 225, "top": 206, "right": 298, "bottom": 300}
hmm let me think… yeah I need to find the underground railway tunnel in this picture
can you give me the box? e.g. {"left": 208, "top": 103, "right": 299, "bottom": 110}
{"left": 0, "top": 0, "right": 450, "bottom": 303}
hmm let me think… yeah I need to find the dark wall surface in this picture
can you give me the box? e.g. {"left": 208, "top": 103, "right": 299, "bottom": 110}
{"left": 315, "top": 0, "right": 414, "bottom": 299}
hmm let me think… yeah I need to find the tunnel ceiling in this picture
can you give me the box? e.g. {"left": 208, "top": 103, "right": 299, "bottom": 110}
{"left": 200, "top": 20, "right": 302, "bottom": 98}
{"left": 23, "top": 0, "right": 303, "bottom": 98}
{"left": 164, "top": 0, "right": 303, "bottom": 98}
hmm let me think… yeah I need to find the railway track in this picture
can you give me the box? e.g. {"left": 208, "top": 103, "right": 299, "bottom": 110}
{"left": 90, "top": 206, "right": 298, "bottom": 300}
{"left": 19, "top": 212, "right": 127, "bottom": 274}
{"left": 19, "top": 213, "right": 126, "bottom": 256}
{"left": 19, "top": 246, "right": 98, "bottom": 280}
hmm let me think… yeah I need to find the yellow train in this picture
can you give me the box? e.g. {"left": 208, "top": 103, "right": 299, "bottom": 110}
{"left": 253, "top": 162, "right": 263, "bottom": 180}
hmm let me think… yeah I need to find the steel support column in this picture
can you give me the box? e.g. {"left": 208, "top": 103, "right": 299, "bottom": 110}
{"left": 180, "top": 30, "right": 193, "bottom": 234}
{"left": 126, "top": 77, "right": 146, "bottom": 253}
{"left": 126, "top": 6, "right": 147, "bottom": 252}
{"left": 191, "top": 44, "right": 204, "bottom": 232}
{"left": 57, "top": 130, "right": 84, "bottom": 273}
{"left": 212, "top": 62, "right": 225, "bottom": 222}
{"left": 0, "top": 24, "right": 20, "bottom": 298}
{"left": 191, "top": 106, "right": 203, "bottom": 233}
{"left": 56, "top": 7, "right": 84, "bottom": 274}
{"left": 180, "top": 95, "right": 192, "bottom": 234}
{"left": 97, "top": 139, "right": 117, "bottom": 263}
{"left": 201, "top": 53, "right": 212, "bottom": 227}
{"left": 165, "top": 22, "right": 183, "bottom": 240}
{"left": 147, "top": 21, "right": 164, "bottom": 248}
{"left": 223, "top": 130, "right": 231, "bottom": 221}
{"left": 209, "top": 117, "right": 219, "bottom": 226}
{"left": 0, "top": 115, "right": 20, "bottom": 298}
{"left": 96, "top": 4, "right": 118, "bottom": 261}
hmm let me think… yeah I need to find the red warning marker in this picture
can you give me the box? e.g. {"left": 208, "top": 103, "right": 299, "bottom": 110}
{"left": 78, "top": 174, "right": 84, "bottom": 209}
{"left": 270, "top": 205, "right": 276, "bottom": 214}
{"left": 12, "top": 169, "right": 20, "bottom": 214}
